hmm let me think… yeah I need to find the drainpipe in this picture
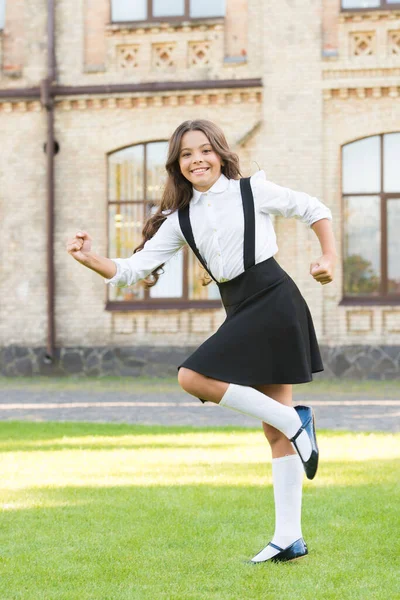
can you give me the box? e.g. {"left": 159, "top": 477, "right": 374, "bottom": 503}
{"left": 41, "top": 0, "right": 56, "bottom": 362}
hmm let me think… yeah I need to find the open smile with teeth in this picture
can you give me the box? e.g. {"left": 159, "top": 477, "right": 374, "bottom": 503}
{"left": 191, "top": 167, "right": 210, "bottom": 174}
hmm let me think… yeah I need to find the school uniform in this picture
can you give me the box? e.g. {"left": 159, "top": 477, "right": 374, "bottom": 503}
{"left": 105, "top": 170, "right": 332, "bottom": 395}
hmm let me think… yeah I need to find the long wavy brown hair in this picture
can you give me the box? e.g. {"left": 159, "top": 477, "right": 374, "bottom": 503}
{"left": 135, "top": 119, "right": 242, "bottom": 287}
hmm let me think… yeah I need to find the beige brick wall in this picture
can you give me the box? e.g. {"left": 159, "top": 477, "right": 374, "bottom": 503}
{"left": 0, "top": 105, "right": 47, "bottom": 345}
{"left": 322, "top": 0, "right": 340, "bottom": 57}
{"left": 1, "top": 0, "right": 25, "bottom": 77}
{"left": 84, "top": 0, "right": 109, "bottom": 72}
{"left": 1, "top": 1, "right": 400, "bottom": 353}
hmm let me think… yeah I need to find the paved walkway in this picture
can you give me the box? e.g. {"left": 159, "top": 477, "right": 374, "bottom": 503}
{"left": 0, "top": 386, "right": 399, "bottom": 432}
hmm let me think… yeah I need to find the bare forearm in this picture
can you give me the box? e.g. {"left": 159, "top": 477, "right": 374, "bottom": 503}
{"left": 311, "top": 219, "right": 337, "bottom": 257}
{"left": 81, "top": 252, "right": 117, "bottom": 279}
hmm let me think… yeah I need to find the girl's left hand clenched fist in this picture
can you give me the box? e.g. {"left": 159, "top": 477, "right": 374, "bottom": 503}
{"left": 310, "top": 254, "right": 336, "bottom": 285}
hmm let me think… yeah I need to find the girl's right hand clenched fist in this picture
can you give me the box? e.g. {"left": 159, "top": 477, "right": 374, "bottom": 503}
{"left": 66, "top": 231, "right": 93, "bottom": 264}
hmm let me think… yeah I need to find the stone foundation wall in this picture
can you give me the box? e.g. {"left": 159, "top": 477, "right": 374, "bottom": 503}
{"left": 1, "top": 345, "right": 399, "bottom": 380}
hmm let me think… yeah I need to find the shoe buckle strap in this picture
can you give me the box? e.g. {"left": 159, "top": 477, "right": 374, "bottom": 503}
{"left": 290, "top": 415, "right": 312, "bottom": 442}
{"left": 268, "top": 542, "right": 284, "bottom": 552}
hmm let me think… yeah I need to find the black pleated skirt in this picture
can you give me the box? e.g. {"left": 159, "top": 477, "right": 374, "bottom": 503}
{"left": 178, "top": 257, "right": 323, "bottom": 399}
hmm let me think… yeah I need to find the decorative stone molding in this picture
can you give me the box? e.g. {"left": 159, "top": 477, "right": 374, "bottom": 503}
{"left": 349, "top": 31, "right": 376, "bottom": 56}
{"left": 339, "top": 11, "right": 400, "bottom": 24}
{"left": 0, "top": 88, "right": 262, "bottom": 112}
{"left": 117, "top": 44, "right": 140, "bottom": 70}
{"left": 323, "top": 66, "right": 400, "bottom": 79}
{"left": 0, "top": 100, "right": 42, "bottom": 112}
{"left": 323, "top": 84, "right": 400, "bottom": 99}
{"left": 383, "top": 311, "right": 400, "bottom": 333}
{"left": 188, "top": 41, "right": 211, "bottom": 67}
{"left": 346, "top": 310, "right": 374, "bottom": 333}
{"left": 152, "top": 42, "right": 176, "bottom": 69}
{"left": 388, "top": 30, "right": 400, "bottom": 54}
{"left": 105, "top": 20, "right": 224, "bottom": 37}
{"left": 52, "top": 90, "right": 262, "bottom": 111}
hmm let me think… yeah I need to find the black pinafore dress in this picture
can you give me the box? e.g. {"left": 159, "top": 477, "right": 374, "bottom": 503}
{"left": 178, "top": 177, "right": 324, "bottom": 401}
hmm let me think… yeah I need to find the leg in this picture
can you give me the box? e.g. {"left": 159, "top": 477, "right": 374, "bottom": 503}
{"left": 254, "top": 383, "right": 296, "bottom": 459}
{"left": 178, "top": 368, "right": 312, "bottom": 466}
{"left": 178, "top": 370, "right": 309, "bottom": 563}
{"left": 251, "top": 383, "right": 305, "bottom": 563}
{"left": 177, "top": 367, "right": 229, "bottom": 404}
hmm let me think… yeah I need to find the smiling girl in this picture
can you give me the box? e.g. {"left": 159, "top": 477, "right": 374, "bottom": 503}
{"left": 67, "top": 119, "right": 336, "bottom": 564}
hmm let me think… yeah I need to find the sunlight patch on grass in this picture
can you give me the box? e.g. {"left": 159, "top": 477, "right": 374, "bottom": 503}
{"left": 0, "top": 431, "right": 399, "bottom": 491}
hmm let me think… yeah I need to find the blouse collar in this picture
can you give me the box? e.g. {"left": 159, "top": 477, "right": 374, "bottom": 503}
{"left": 191, "top": 173, "right": 230, "bottom": 204}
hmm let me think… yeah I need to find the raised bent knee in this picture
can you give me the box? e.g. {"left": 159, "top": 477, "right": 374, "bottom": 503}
{"left": 178, "top": 367, "right": 200, "bottom": 395}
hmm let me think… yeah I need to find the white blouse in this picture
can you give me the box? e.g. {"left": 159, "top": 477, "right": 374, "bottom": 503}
{"left": 105, "top": 170, "right": 332, "bottom": 287}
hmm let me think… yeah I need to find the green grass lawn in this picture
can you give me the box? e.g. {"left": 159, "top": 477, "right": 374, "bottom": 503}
{"left": 0, "top": 422, "right": 399, "bottom": 600}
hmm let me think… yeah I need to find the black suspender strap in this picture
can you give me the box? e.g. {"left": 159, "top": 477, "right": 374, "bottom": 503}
{"left": 178, "top": 205, "right": 218, "bottom": 283}
{"left": 239, "top": 177, "right": 256, "bottom": 271}
{"left": 178, "top": 177, "right": 256, "bottom": 283}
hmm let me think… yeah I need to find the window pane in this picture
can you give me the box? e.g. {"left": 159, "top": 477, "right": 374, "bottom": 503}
{"left": 108, "top": 203, "right": 145, "bottom": 301}
{"left": 111, "top": 0, "right": 147, "bottom": 22}
{"left": 342, "top": 136, "right": 381, "bottom": 194}
{"left": 149, "top": 251, "right": 184, "bottom": 298}
{"left": 109, "top": 145, "right": 144, "bottom": 201}
{"left": 188, "top": 252, "right": 221, "bottom": 300}
{"left": 153, "top": 0, "right": 184, "bottom": 17}
{"left": 387, "top": 199, "right": 400, "bottom": 295}
{"left": 146, "top": 142, "right": 168, "bottom": 201}
{"left": 383, "top": 133, "right": 400, "bottom": 193}
{"left": 343, "top": 196, "right": 381, "bottom": 296}
{"left": 190, "top": 0, "right": 225, "bottom": 18}
{"left": 0, "top": 0, "right": 5, "bottom": 29}
{"left": 341, "top": 0, "right": 380, "bottom": 8}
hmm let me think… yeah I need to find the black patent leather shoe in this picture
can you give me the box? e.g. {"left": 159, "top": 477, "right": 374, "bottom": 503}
{"left": 290, "top": 405, "right": 319, "bottom": 480}
{"left": 248, "top": 538, "right": 308, "bottom": 564}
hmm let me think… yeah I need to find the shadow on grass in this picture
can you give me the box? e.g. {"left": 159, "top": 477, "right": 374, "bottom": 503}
{"left": 0, "top": 481, "right": 399, "bottom": 600}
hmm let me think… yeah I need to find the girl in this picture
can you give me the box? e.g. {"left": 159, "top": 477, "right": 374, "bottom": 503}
{"left": 67, "top": 119, "right": 336, "bottom": 564}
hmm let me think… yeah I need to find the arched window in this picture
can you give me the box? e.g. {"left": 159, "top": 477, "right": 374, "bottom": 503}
{"left": 107, "top": 141, "right": 221, "bottom": 309}
{"left": 342, "top": 133, "right": 400, "bottom": 302}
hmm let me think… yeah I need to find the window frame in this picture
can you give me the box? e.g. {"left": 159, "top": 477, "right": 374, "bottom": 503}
{"left": 341, "top": 134, "right": 400, "bottom": 306}
{"left": 109, "top": 0, "right": 226, "bottom": 25}
{"left": 106, "top": 141, "right": 222, "bottom": 311}
{"left": 341, "top": 1, "right": 400, "bottom": 12}
{"left": 0, "top": 0, "right": 5, "bottom": 30}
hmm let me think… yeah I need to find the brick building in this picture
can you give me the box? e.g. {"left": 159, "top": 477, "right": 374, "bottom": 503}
{"left": 0, "top": 0, "right": 399, "bottom": 378}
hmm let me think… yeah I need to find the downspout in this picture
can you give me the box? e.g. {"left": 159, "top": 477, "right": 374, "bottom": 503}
{"left": 41, "top": 0, "right": 56, "bottom": 362}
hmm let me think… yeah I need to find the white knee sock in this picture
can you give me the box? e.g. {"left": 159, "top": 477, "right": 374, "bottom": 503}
{"left": 219, "top": 384, "right": 311, "bottom": 461}
{"left": 251, "top": 454, "right": 304, "bottom": 562}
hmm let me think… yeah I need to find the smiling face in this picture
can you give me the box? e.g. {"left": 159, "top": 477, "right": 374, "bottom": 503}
{"left": 178, "top": 130, "right": 224, "bottom": 192}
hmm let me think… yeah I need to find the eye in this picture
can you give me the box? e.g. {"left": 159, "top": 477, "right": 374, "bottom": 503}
{"left": 203, "top": 149, "right": 211, "bottom": 153}
{"left": 182, "top": 153, "right": 190, "bottom": 158}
